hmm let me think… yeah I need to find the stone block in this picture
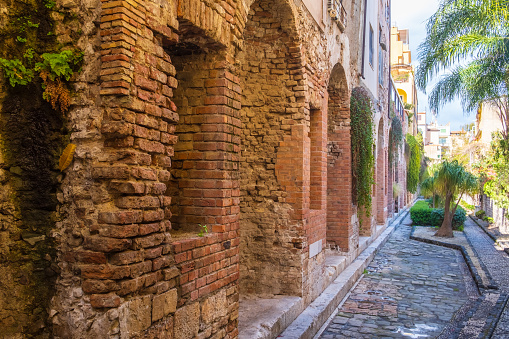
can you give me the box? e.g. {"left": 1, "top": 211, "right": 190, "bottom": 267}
{"left": 152, "top": 288, "right": 178, "bottom": 322}
{"left": 201, "top": 289, "right": 227, "bottom": 324}
{"left": 174, "top": 302, "right": 199, "bottom": 339}
{"left": 119, "top": 295, "right": 152, "bottom": 338}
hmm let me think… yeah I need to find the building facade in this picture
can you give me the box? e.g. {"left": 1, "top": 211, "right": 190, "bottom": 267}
{"left": 0, "top": 0, "right": 401, "bottom": 338}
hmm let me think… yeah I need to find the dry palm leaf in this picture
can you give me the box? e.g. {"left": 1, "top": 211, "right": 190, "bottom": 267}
{"left": 59, "top": 143, "right": 76, "bottom": 171}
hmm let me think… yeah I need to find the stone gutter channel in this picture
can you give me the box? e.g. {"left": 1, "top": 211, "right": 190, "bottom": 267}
{"left": 277, "top": 205, "right": 412, "bottom": 339}
{"left": 410, "top": 218, "right": 509, "bottom": 338}
{"left": 470, "top": 215, "right": 509, "bottom": 256}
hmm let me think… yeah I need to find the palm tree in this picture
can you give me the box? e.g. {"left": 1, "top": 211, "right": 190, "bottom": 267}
{"left": 434, "top": 160, "right": 478, "bottom": 237}
{"left": 416, "top": 0, "right": 509, "bottom": 139}
{"left": 420, "top": 172, "right": 438, "bottom": 208}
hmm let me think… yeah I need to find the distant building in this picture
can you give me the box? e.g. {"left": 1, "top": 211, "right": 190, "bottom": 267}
{"left": 421, "top": 114, "right": 452, "bottom": 161}
{"left": 417, "top": 111, "right": 427, "bottom": 144}
{"left": 474, "top": 103, "right": 504, "bottom": 145}
{"left": 390, "top": 26, "right": 418, "bottom": 136}
{"left": 450, "top": 130, "right": 467, "bottom": 152}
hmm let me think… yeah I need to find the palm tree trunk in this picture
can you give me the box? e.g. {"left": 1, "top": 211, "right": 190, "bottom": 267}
{"left": 435, "top": 193, "right": 454, "bottom": 237}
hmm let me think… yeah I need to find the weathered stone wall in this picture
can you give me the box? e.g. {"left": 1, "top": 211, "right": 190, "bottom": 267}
{"left": 0, "top": 0, "right": 89, "bottom": 336}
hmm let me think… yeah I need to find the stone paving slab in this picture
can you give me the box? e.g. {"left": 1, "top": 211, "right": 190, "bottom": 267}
{"left": 410, "top": 226, "right": 497, "bottom": 291}
{"left": 318, "top": 217, "right": 475, "bottom": 338}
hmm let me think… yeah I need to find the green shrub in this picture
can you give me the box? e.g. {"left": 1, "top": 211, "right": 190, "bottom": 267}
{"left": 460, "top": 200, "right": 475, "bottom": 210}
{"left": 475, "top": 210, "right": 486, "bottom": 219}
{"left": 482, "top": 216, "right": 494, "bottom": 223}
{"left": 410, "top": 201, "right": 466, "bottom": 230}
{"left": 410, "top": 201, "right": 432, "bottom": 225}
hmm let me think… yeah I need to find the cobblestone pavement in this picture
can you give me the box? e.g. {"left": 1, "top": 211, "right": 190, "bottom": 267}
{"left": 319, "top": 214, "right": 477, "bottom": 338}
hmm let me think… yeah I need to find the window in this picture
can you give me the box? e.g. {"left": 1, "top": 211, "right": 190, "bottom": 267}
{"left": 439, "top": 138, "right": 446, "bottom": 145}
{"left": 369, "top": 25, "right": 374, "bottom": 66}
{"left": 440, "top": 129, "right": 446, "bottom": 133}
{"left": 418, "top": 115, "right": 422, "bottom": 121}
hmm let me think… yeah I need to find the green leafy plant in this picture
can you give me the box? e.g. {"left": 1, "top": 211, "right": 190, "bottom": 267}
{"left": 350, "top": 87, "right": 375, "bottom": 220}
{"left": 433, "top": 160, "right": 478, "bottom": 237}
{"left": 459, "top": 200, "right": 475, "bottom": 210}
{"left": 0, "top": 50, "right": 82, "bottom": 111}
{"left": 389, "top": 116, "right": 403, "bottom": 164}
{"left": 197, "top": 224, "right": 208, "bottom": 237}
{"left": 0, "top": 58, "right": 34, "bottom": 86}
{"left": 406, "top": 134, "right": 422, "bottom": 193}
{"left": 44, "top": 0, "right": 56, "bottom": 9}
{"left": 483, "top": 216, "right": 494, "bottom": 223}
{"left": 35, "top": 50, "right": 83, "bottom": 82}
{"left": 410, "top": 201, "right": 466, "bottom": 230}
{"left": 404, "top": 102, "right": 414, "bottom": 110}
{"left": 475, "top": 210, "right": 486, "bottom": 219}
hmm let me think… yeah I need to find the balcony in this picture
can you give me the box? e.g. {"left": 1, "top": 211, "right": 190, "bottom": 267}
{"left": 328, "top": 0, "right": 347, "bottom": 32}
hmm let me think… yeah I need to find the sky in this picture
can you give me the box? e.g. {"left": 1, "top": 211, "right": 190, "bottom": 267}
{"left": 391, "top": 0, "right": 474, "bottom": 131}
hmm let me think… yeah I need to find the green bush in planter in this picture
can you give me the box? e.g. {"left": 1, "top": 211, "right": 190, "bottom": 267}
{"left": 410, "top": 202, "right": 466, "bottom": 230}
{"left": 430, "top": 207, "right": 466, "bottom": 231}
{"left": 410, "top": 201, "right": 433, "bottom": 225}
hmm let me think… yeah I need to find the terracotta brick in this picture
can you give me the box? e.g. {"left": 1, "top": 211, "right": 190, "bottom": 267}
{"left": 84, "top": 236, "right": 132, "bottom": 252}
{"left": 90, "top": 293, "right": 121, "bottom": 308}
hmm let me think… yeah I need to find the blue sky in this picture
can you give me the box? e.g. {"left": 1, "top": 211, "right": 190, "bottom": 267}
{"left": 391, "top": 0, "right": 475, "bottom": 131}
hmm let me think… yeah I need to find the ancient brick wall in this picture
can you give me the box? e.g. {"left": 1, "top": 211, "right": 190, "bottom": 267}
{"left": 326, "top": 64, "right": 356, "bottom": 251}
{"left": 237, "top": 0, "right": 305, "bottom": 297}
{"left": 50, "top": 0, "right": 241, "bottom": 337}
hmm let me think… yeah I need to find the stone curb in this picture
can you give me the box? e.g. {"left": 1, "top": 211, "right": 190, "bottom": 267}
{"left": 468, "top": 215, "right": 509, "bottom": 257}
{"left": 409, "top": 227, "right": 498, "bottom": 292}
{"left": 278, "top": 207, "right": 412, "bottom": 339}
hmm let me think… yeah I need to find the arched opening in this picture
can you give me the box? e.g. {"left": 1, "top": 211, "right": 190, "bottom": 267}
{"left": 397, "top": 88, "right": 407, "bottom": 103}
{"left": 238, "top": 0, "right": 302, "bottom": 297}
{"left": 376, "top": 119, "right": 385, "bottom": 224}
{"left": 168, "top": 21, "right": 234, "bottom": 237}
{"left": 326, "top": 64, "right": 355, "bottom": 252}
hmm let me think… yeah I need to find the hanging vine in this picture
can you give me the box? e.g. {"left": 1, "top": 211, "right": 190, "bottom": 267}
{"left": 406, "top": 133, "right": 422, "bottom": 193}
{"left": 351, "top": 87, "right": 375, "bottom": 219}
{"left": 389, "top": 116, "right": 403, "bottom": 164}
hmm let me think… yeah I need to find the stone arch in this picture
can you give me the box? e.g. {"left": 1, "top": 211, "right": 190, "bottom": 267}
{"left": 376, "top": 118, "right": 386, "bottom": 224}
{"left": 326, "top": 64, "right": 355, "bottom": 252}
{"left": 237, "top": 0, "right": 304, "bottom": 297}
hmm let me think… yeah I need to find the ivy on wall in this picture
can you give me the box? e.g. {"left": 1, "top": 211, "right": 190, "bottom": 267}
{"left": 406, "top": 133, "right": 422, "bottom": 193}
{"left": 389, "top": 116, "right": 403, "bottom": 164}
{"left": 351, "top": 87, "right": 375, "bottom": 219}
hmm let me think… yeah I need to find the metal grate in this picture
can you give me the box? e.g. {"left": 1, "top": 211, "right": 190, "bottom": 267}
{"left": 327, "top": 0, "right": 347, "bottom": 32}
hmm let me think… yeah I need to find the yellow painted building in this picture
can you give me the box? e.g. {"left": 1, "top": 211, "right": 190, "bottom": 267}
{"left": 390, "top": 26, "right": 418, "bottom": 136}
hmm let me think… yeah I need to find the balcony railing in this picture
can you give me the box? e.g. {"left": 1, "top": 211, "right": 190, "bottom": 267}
{"left": 328, "top": 0, "right": 347, "bottom": 32}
